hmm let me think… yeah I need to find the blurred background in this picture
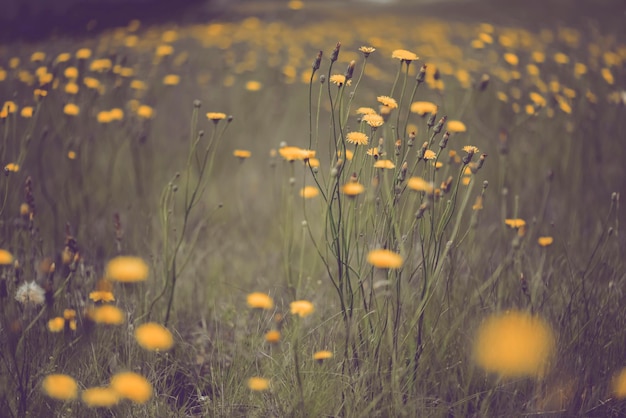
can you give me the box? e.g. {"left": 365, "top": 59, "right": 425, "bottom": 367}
{"left": 1, "top": 0, "right": 625, "bottom": 41}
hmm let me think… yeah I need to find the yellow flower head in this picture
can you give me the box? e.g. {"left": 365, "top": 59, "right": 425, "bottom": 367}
{"left": 356, "top": 107, "right": 377, "bottom": 115}
{"left": 47, "top": 317, "right": 65, "bottom": 333}
{"left": 377, "top": 96, "right": 398, "bottom": 109}
{"left": 0, "top": 249, "right": 14, "bottom": 265}
{"left": 247, "top": 292, "right": 274, "bottom": 310}
{"left": 346, "top": 132, "right": 368, "bottom": 146}
{"left": 265, "top": 330, "right": 281, "bottom": 344}
{"left": 473, "top": 310, "right": 555, "bottom": 378}
{"left": 4, "top": 163, "right": 19, "bottom": 173}
{"left": 135, "top": 322, "right": 174, "bottom": 351}
{"left": 329, "top": 74, "right": 350, "bottom": 86}
{"left": 76, "top": 48, "right": 92, "bottom": 60}
{"left": 89, "top": 305, "right": 125, "bottom": 325}
{"left": 63, "top": 103, "right": 80, "bottom": 116}
{"left": 300, "top": 186, "right": 319, "bottom": 199}
{"left": 423, "top": 150, "right": 437, "bottom": 160}
{"left": 290, "top": 300, "right": 315, "bottom": 317}
{"left": 313, "top": 350, "right": 333, "bottom": 361}
{"left": 137, "top": 105, "right": 154, "bottom": 119}
{"left": 279, "top": 146, "right": 315, "bottom": 162}
{"left": 463, "top": 145, "right": 479, "bottom": 154}
{"left": 373, "top": 160, "right": 395, "bottom": 169}
{"left": 362, "top": 113, "right": 384, "bottom": 128}
{"left": 156, "top": 44, "right": 174, "bottom": 57}
{"left": 612, "top": 367, "right": 626, "bottom": 399}
{"left": 206, "top": 112, "right": 227, "bottom": 122}
{"left": 233, "top": 149, "right": 251, "bottom": 160}
{"left": 106, "top": 256, "right": 149, "bottom": 282}
{"left": 163, "top": 74, "right": 180, "bottom": 86}
{"left": 247, "top": 377, "right": 270, "bottom": 391}
{"left": 89, "top": 290, "right": 115, "bottom": 303}
{"left": 82, "top": 387, "right": 120, "bottom": 408}
{"left": 504, "top": 218, "right": 526, "bottom": 229}
{"left": 245, "top": 80, "right": 263, "bottom": 91}
{"left": 537, "top": 236, "right": 554, "bottom": 247}
{"left": 367, "top": 249, "right": 404, "bottom": 269}
{"left": 359, "top": 46, "right": 376, "bottom": 57}
{"left": 503, "top": 52, "right": 519, "bottom": 66}
{"left": 407, "top": 177, "right": 434, "bottom": 194}
{"left": 110, "top": 372, "right": 152, "bottom": 404}
{"left": 410, "top": 101, "right": 438, "bottom": 116}
{"left": 42, "top": 374, "right": 78, "bottom": 400}
{"left": 446, "top": 120, "right": 467, "bottom": 133}
{"left": 392, "top": 49, "right": 419, "bottom": 62}
{"left": 341, "top": 182, "right": 365, "bottom": 196}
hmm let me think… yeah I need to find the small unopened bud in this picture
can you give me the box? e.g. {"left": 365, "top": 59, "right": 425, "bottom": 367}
{"left": 416, "top": 202, "right": 429, "bottom": 219}
{"left": 482, "top": 180, "right": 488, "bottom": 189}
{"left": 345, "top": 60, "right": 356, "bottom": 81}
{"left": 289, "top": 177, "right": 296, "bottom": 186}
{"left": 312, "top": 50, "right": 323, "bottom": 72}
{"left": 227, "top": 115, "right": 234, "bottom": 123}
{"left": 417, "top": 141, "right": 428, "bottom": 159}
{"left": 441, "top": 176, "right": 453, "bottom": 193}
{"left": 319, "top": 74, "right": 326, "bottom": 84}
{"left": 416, "top": 65, "right": 426, "bottom": 83}
{"left": 193, "top": 99, "right": 201, "bottom": 108}
{"left": 477, "top": 74, "right": 490, "bottom": 91}
{"left": 433, "top": 116, "right": 447, "bottom": 134}
{"left": 397, "top": 162, "right": 408, "bottom": 183}
{"left": 470, "top": 154, "right": 487, "bottom": 173}
{"left": 439, "top": 131, "right": 450, "bottom": 149}
{"left": 330, "top": 42, "right": 341, "bottom": 63}
{"left": 349, "top": 172, "right": 358, "bottom": 183}
{"left": 427, "top": 112, "right": 437, "bottom": 129}
{"left": 407, "top": 131, "right": 416, "bottom": 147}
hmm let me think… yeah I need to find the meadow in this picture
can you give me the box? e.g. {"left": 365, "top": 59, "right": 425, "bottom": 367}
{"left": 0, "top": 1, "right": 625, "bottom": 416}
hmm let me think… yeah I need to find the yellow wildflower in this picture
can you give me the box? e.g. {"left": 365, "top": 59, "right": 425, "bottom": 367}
{"left": 247, "top": 292, "right": 274, "bottom": 309}
{"left": 290, "top": 300, "right": 315, "bottom": 317}
{"left": 110, "top": 372, "right": 152, "bottom": 404}
{"left": 367, "top": 249, "right": 404, "bottom": 269}
{"left": 134, "top": 322, "right": 174, "bottom": 351}
{"left": 106, "top": 256, "right": 149, "bottom": 282}
{"left": 42, "top": 374, "right": 78, "bottom": 400}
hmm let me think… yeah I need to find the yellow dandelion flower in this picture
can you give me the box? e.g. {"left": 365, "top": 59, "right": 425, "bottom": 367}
{"left": 90, "top": 59, "right": 112, "bottom": 72}
{"left": 300, "top": 186, "right": 319, "bottom": 199}
{"left": 463, "top": 145, "right": 479, "bottom": 154}
{"left": 2, "top": 101, "right": 17, "bottom": 114}
{"left": 392, "top": 49, "right": 419, "bottom": 62}
{"left": 423, "top": 150, "right": 437, "bottom": 160}
{"left": 496, "top": 91, "right": 508, "bottom": 102}
{"left": 106, "top": 256, "right": 148, "bottom": 282}
{"left": 156, "top": 44, "right": 174, "bottom": 57}
{"left": 265, "top": 330, "right": 281, "bottom": 344}
{"left": 537, "top": 236, "right": 554, "bottom": 247}
{"left": 47, "top": 317, "right": 65, "bottom": 333}
{"left": 471, "top": 39, "right": 485, "bottom": 49}
{"left": 358, "top": 46, "right": 376, "bottom": 57}
{"left": 504, "top": 218, "right": 526, "bottom": 229}
{"left": 135, "top": 322, "right": 174, "bottom": 351}
{"left": 473, "top": 310, "right": 555, "bottom": 378}
{"left": 410, "top": 101, "right": 437, "bottom": 115}
{"left": 247, "top": 377, "right": 270, "bottom": 391}
{"left": 0, "top": 249, "right": 14, "bottom": 264}
{"left": 89, "top": 305, "right": 125, "bottom": 325}
{"left": 206, "top": 112, "right": 227, "bottom": 122}
{"left": 362, "top": 113, "right": 384, "bottom": 127}
{"left": 407, "top": 177, "right": 434, "bottom": 193}
{"left": 42, "top": 374, "right": 78, "bottom": 401}
{"left": 290, "top": 300, "right": 315, "bottom": 317}
{"left": 82, "top": 387, "right": 120, "bottom": 408}
{"left": 574, "top": 62, "right": 587, "bottom": 77}
{"left": 341, "top": 182, "right": 365, "bottom": 196}
{"left": 65, "top": 82, "right": 79, "bottom": 94}
{"left": 553, "top": 52, "right": 570, "bottom": 64}
{"left": 109, "top": 108, "right": 124, "bottom": 121}
{"left": 529, "top": 92, "right": 546, "bottom": 107}
{"left": 329, "top": 74, "right": 350, "bottom": 86}
{"left": 4, "top": 163, "right": 19, "bottom": 173}
{"left": 307, "top": 158, "right": 320, "bottom": 168}
{"left": 287, "top": 0, "right": 304, "bottom": 10}
{"left": 532, "top": 51, "right": 546, "bottom": 63}
{"left": 373, "top": 160, "right": 395, "bottom": 169}
{"left": 377, "top": 96, "right": 398, "bottom": 109}
{"left": 137, "top": 105, "right": 154, "bottom": 119}
{"left": 233, "top": 149, "right": 251, "bottom": 160}
{"left": 247, "top": 292, "right": 274, "bottom": 310}
{"left": 110, "top": 372, "right": 152, "bottom": 404}
{"left": 68, "top": 151, "right": 77, "bottom": 160}
{"left": 612, "top": 368, "right": 626, "bottom": 399}
{"left": 601, "top": 68, "right": 614, "bottom": 85}
{"left": 97, "top": 111, "right": 112, "bottom": 124}
{"left": 367, "top": 249, "right": 404, "bottom": 269}
{"left": 366, "top": 148, "right": 379, "bottom": 157}
{"left": 76, "top": 48, "right": 92, "bottom": 60}
{"left": 356, "top": 107, "right": 377, "bottom": 115}
{"left": 313, "top": 350, "right": 333, "bottom": 361}
{"left": 63, "top": 103, "right": 80, "bottom": 116}
{"left": 130, "top": 79, "right": 147, "bottom": 90}
{"left": 446, "top": 120, "right": 467, "bottom": 133}
{"left": 503, "top": 53, "right": 519, "bottom": 66}
{"left": 55, "top": 52, "right": 71, "bottom": 63}
{"left": 83, "top": 77, "right": 100, "bottom": 89}
{"left": 479, "top": 32, "right": 493, "bottom": 43}
{"left": 472, "top": 195, "right": 483, "bottom": 211}
{"left": 163, "top": 74, "right": 180, "bottom": 86}
{"left": 245, "top": 80, "right": 262, "bottom": 91}
{"left": 89, "top": 290, "right": 115, "bottom": 303}
{"left": 9, "top": 57, "right": 20, "bottom": 68}
{"left": 279, "top": 146, "right": 315, "bottom": 161}
{"left": 20, "top": 107, "right": 34, "bottom": 118}
{"left": 31, "top": 51, "right": 46, "bottom": 62}
{"left": 556, "top": 96, "right": 572, "bottom": 114}
{"left": 346, "top": 132, "right": 368, "bottom": 146}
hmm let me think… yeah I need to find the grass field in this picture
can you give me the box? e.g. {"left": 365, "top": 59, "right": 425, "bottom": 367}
{"left": 1, "top": 1, "right": 625, "bottom": 416}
